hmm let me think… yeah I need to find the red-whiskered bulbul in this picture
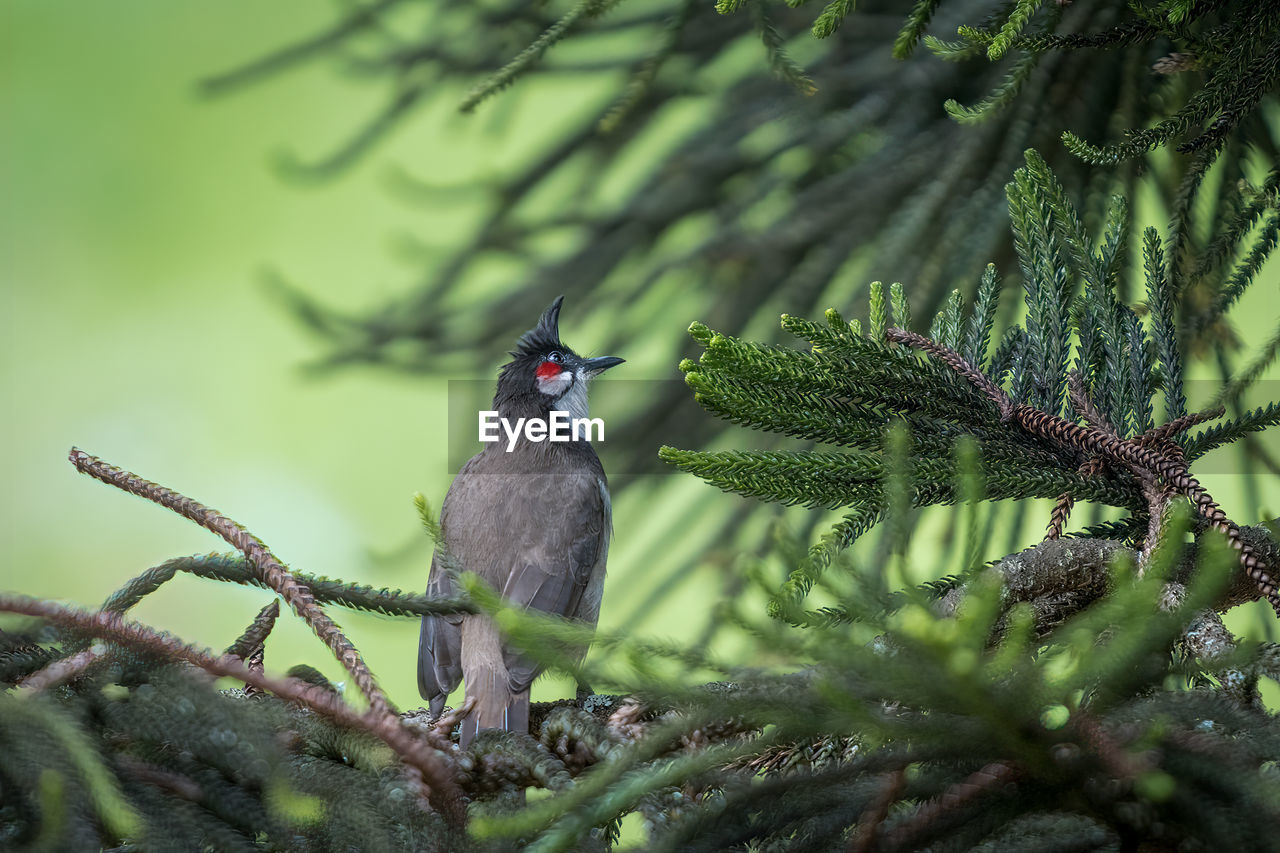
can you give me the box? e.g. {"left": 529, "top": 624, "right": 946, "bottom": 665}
{"left": 418, "top": 296, "right": 622, "bottom": 747}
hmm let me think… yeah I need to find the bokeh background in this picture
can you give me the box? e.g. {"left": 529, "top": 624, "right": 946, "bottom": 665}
{"left": 3, "top": 0, "right": 1277, "bottom": 712}
{"left": 2, "top": 0, "right": 724, "bottom": 709}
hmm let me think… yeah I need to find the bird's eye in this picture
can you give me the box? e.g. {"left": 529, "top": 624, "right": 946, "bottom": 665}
{"left": 536, "top": 357, "right": 565, "bottom": 380}
{"left": 547, "top": 351, "right": 563, "bottom": 363}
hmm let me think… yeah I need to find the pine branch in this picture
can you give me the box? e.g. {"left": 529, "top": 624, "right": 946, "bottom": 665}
{"left": 599, "top": 0, "right": 699, "bottom": 132}
{"left": 459, "top": 0, "right": 630, "bottom": 113}
{"left": 1195, "top": 209, "right": 1280, "bottom": 335}
{"left": 98, "top": 552, "right": 473, "bottom": 619}
{"left": 988, "top": 0, "right": 1047, "bottom": 61}
{"left": 811, "top": 0, "right": 855, "bottom": 40}
{"left": 0, "top": 594, "right": 466, "bottom": 825}
{"left": 963, "top": 264, "right": 1001, "bottom": 367}
{"left": 225, "top": 600, "right": 280, "bottom": 661}
{"left": 893, "top": 0, "right": 943, "bottom": 59}
{"left": 750, "top": 0, "right": 816, "bottom": 93}
{"left": 1144, "top": 226, "right": 1186, "bottom": 423}
{"left": 883, "top": 761, "right": 1023, "bottom": 849}
{"left": 198, "top": 0, "right": 409, "bottom": 96}
{"left": 887, "top": 330, "right": 1280, "bottom": 615}
{"left": 1211, "top": 323, "right": 1280, "bottom": 410}
{"left": 68, "top": 449, "right": 395, "bottom": 714}
{"left": 769, "top": 506, "right": 881, "bottom": 621}
{"left": 15, "top": 645, "right": 109, "bottom": 693}
{"left": 0, "top": 693, "right": 143, "bottom": 840}
{"left": 944, "top": 49, "right": 1042, "bottom": 125}
{"left": 1184, "top": 401, "right": 1280, "bottom": 460}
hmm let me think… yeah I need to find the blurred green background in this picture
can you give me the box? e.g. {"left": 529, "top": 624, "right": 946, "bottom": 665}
{"left": 1, "top": 0, "right": 715, "bottom": 710}
{"left": 3, "top": 0, "right": 1277, "bottom": 714}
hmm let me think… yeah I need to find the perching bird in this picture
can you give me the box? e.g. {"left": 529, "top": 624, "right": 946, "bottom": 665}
{"left": 418, "top": 296, "right": 622, "bottom": 747}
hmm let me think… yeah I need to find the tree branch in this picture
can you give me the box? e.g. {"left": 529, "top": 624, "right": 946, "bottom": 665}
{"left": 0, "top": 593, "right": 466, "bottom": 825}
{"left": 68, "top": 448, "right": 395, "bottom": 714}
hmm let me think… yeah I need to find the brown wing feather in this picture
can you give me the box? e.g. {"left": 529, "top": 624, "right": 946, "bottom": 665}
{"left": 417, "top": 452, "right": 491, "bottom": 712}
{"left": 418, "top": 446, "right": 610, "bottom": 702}
{"left": 417, "top": 551, "right": 463, "bottom": 714}
{"left": 497, "top": 466, "right": 608, "bottom": 692}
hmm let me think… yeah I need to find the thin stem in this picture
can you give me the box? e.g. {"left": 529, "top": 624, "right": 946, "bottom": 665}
{"left": 17, "top": 645, "right": 107, "bottom": 692}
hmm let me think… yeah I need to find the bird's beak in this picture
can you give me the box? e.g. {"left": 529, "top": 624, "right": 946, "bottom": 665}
{"left": 580, "top": 356, "right": 625, "bottom": 376}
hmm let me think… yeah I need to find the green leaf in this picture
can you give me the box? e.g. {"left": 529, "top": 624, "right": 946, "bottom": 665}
{"left": 812, "top": 0, "right": 855, "bottom": 39}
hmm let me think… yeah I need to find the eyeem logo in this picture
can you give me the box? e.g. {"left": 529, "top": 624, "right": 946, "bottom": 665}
{"left": 479, "top": 411, "right": 606, "bottom": 452}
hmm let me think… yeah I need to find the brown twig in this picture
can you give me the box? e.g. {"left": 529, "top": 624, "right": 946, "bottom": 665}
{"left": 432, "top": 696, "right": 477, "bottom": 739}
{"left": 227, "top": 600, "right": 278, "bottom": 698}
{"left": 1066, "top": 370, "right": 1116, "bottom": 436}
{"left": 0, "top": 593, "right": 466, "bottom": 825}
{"left": 886, "top": 328, "right": 1012, "bottom": 419}
{"left": 1065, "top": 371, "right": 1206, "bottom": 568}
{"left": 886, "top": 333, "right": 1280, "bottom": 616}
{"left": 240, "top": 646, "right": 267, "bottom": 698}
{"left": 1050, "top": 376, "right": 1112, "bottom": 540}
{"left": 1045, "top": 492, "right": 1075, "bottom": 540}
{"left": 1046, "top": 457, "right": 1104, "bottom": 540}
{"left": 608, "top": 696, "right": 649, "bottom": 743}
{"left": 1138, "top": 483, "right": 1176, "bottom": 573}
{"left": 1066, "top": 709, "right": 1151, "bottom": 782}
{"left": 1137, "top": 407, "right": 1223, "bottom": 449}
{"left": 17, "top": 644, "right": 108, "bottom": 692}
{"left": 116, "top": 755, "right": 204, "bottom": 802}
{"left": 97, "top": 552, "right": 472, "bottom": 618}
{"left": 880, "top": 761, "right": 1021, "bottom": 850}
{"left": 1009, "top": 407, "right": 1279, "bottom": 611}
{"left": 849, "top": 767, "right": 906, "bottom": 853}
{"left": 68, "top": 449, "right": 392, "bottom": 714}
{"left": 1067, "top": 371, "right": 1162, "bottom": 553}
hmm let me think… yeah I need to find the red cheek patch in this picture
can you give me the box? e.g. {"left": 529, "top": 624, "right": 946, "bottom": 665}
{"left": 536, "top": 361, "right": 564, "bottom": 380}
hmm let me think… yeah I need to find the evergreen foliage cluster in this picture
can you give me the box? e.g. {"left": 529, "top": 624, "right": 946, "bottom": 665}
{"left": 663, "top": 148, "right": 1280, "bottom": 625}
{"left": 205, "top": 0, "right": 1277, "bottom": 472}
{"left": 203, "top": 0, "right": 1280, "bottom": 586}
{"left": 3, "top": 0, "right": 1279, "bottom": 850}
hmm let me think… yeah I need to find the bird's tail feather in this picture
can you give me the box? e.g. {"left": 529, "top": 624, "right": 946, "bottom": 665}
{"left": 460, "top": 671, "right": 530, "bottom": 748}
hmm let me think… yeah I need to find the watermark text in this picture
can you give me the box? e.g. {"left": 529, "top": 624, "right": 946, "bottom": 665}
{"left": 479, "top": 410, "right": 605, "bottom": 451}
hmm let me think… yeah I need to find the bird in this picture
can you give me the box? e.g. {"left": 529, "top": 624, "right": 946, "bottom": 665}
{"left": 417, "top": 295, "right": 623, "bottom": 747}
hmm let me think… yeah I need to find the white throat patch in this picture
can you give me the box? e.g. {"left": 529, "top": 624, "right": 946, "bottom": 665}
{"left": 536, "top": 370, "right": 573, "bottom": 399}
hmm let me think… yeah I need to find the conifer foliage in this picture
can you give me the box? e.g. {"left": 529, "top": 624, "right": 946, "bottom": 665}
{"left": 664, "top": 149, "right": 1280, "bottom": 624}
{"left": 4, "top": 0, "right": 1280, "bottom": 850}
{"left": 203, "top": 0, "right": 1279, "bottom": 470}
{"left": 205, "top": 0, "right": 1280, "bottom": 584}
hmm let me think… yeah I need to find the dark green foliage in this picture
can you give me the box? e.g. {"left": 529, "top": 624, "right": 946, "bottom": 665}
{"left": 461, "top": 529, "right": 1280, "bottom": 851}
{"left": 0, "top": 660, "right": 452, "bottom": 851}
{"left": 99, "top": 552, "right": 474, "bottom": 620}
{"left": 202, "top": 0, "right": 1278, "bottom": 499}
{"left": 5, "top": 0, "right": 1279, "bottom": 850}
{"left": 1062, "top": 5, "right": 1280, "bottom": 164}
{"left": 0, "top": 632, "right": 61, "bottom": 686}
{"left": 663, "top": 151, "right": 1280, "bottom": 622}
{"left": 459, "top": 0, "right": 631, "bottom": 113}
{"left": 0, "top": 559, "right": 469, "bottom": 850}
{"left": 201, "top": 1, "right": 1280, "bottom": 643}
{"left": 1182, "top": 400, "right": 1280, "bottom": 461}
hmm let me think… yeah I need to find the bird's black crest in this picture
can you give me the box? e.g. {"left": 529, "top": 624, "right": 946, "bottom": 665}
{"left": 511, "top": 295, "right": 566, "bottom": 358}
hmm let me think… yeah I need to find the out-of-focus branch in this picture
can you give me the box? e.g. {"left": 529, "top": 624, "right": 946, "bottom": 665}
{"left": 0, "top": 593, "right": 466, "bottom": 826}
